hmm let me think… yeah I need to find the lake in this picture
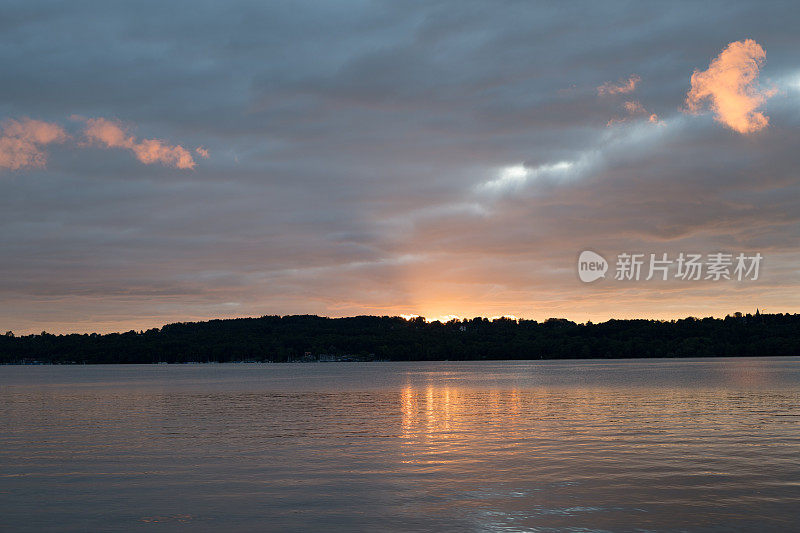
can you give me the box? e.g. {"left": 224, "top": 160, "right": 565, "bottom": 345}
{"left": 1, "top": 358, "right": 799, "bottom": 532}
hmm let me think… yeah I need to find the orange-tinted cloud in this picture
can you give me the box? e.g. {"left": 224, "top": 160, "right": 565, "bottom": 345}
{"left": 0, "top": 118, "right": 68, "bottom": 170}
{"left": 606, "top": 100, "right": 658, "bottom": 127}
{"left": 195, "top": 146, "right": 210, "bottom": 159}
{"left": 83, "top": 118, "right": 196, "bottom": 169}
{"left": 623, "top": 100, "right": 645, "bottom": 114}
{"left": 685, "top": 39, "right": 773, "bottom": 134}
{"left": 598, "top": 74, "right": 640, "bottom": 96}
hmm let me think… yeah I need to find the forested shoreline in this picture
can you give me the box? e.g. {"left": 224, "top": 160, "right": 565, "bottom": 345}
{"left": 1, "top": 312, "right": 798, "bottom": 364}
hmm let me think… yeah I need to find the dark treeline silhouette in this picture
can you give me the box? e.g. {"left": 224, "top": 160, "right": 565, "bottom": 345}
{"left": 1, "top": 312, "right": 798, "bottom": 364}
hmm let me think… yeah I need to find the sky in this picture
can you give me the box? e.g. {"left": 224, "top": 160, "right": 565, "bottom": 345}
{"left": 1, "top": 1, "right": 800, "bottom": 334}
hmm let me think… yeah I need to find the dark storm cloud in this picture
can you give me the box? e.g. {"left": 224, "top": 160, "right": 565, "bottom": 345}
{"left": 1, "top": 0, "right": 799, "bottom": 332}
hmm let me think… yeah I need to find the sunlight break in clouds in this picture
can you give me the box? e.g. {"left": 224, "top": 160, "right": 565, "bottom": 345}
{"left": 478, "top": 161, "right": 574, "bottom": 195}
{"left": 685, "top": 39, "right": 774, "bottom": 134}
{"left": 0, "top": 118, "right": 68, "bottom": 170}
{"left": 83, "top": 118, "right": 197, "bottom": 169}
{"left": 597, "top": 74, "right": 640, "bottom": 96}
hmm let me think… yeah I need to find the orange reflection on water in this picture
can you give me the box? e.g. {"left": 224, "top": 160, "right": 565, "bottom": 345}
{"left": 395, "top": 379, "right": 798, "bottom": 468}
{"left": 401, "top": 384, "right": 463, "bottom": 440}
{"left": 399, "top": 383, "right": 526, "bottom": 465}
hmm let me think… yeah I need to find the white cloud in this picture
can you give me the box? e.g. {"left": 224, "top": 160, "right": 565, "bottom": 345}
{"left": 477, "top": 161, "right": 574, "bottom": 195}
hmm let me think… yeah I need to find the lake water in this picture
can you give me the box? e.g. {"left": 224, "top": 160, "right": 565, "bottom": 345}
{"left": 1, "top": 358, "right": 799, "bottom": 532}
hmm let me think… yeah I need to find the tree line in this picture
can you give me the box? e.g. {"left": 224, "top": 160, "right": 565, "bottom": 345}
{"left": 1, "top": 312, "right": 797, "bottom": 364}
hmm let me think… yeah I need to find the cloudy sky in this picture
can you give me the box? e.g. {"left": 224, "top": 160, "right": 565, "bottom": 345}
{"left": 1, "top": 1, "right": 799, "bottom": 333}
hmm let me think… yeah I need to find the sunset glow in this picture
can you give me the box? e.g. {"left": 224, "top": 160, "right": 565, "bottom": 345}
{"left": 3, "top": 4, "right": 800, "bottom": 531}
{"left": 0, "top": 5, "right": 797, "bottom": 334}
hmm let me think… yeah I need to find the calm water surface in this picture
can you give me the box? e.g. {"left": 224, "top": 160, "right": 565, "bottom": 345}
{"left": 1, "top": 358, "right": 799, "bottom": 532}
